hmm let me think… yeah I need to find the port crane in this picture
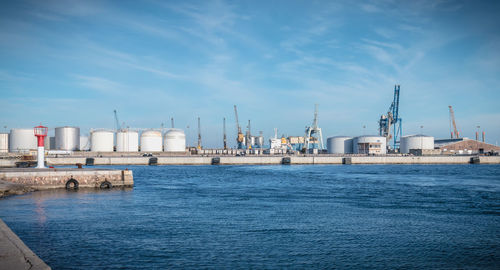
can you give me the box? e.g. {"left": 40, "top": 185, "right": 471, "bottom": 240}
{"left": 197, "top": 117, "right": 202, "bottom": 150}
{"left": 223, "top": 117, "right": 227, "bottom": 150}
{"left": 246, "top": 120, "right": 252, "bottom": 149}
{"left": 303, "top": 104, "right": 324, "bottom": 151}
{"left": 113, "top": 109, "right": 123, "bottom": 131}
{"left": 234, "top": 105, "right": 244, "bottom": 149}
{"left": 379, "top": 85, "right": 402, "bottom": 149}
{"left": 448, "top": 105, "right": 460, "bottom": 138}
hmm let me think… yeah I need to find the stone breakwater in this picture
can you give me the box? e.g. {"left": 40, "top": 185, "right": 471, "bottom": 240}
{"left": 0, "top": 168, "right": 133, "bottom": 198}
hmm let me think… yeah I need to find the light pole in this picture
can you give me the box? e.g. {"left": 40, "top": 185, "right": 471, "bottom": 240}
{"left": 420, "top": 125, "right": 424, "bottom": 151}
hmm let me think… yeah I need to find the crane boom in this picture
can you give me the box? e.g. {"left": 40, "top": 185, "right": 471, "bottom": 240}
{"left": 448, "top": 106, "right": 459, "bottom": 138}
{"left": 113, "top": 109, "right": 121, "bottom": 131}
{"left": 234, "top": 105, "right": 244, "bottom": 148}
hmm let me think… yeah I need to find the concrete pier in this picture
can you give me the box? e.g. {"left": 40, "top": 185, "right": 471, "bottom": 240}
{"left": 0, "top": 218, "right": 51, "bottom": 270}
{"left": 0, "top": 168, "right": 133, "bottom": 196}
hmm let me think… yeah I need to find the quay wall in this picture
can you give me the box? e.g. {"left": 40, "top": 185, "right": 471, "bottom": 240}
{"left": 2, "top": 155, "right": 500, "bottom": 167}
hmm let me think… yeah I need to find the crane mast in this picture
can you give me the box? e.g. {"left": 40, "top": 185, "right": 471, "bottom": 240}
{"left": 223, "top": 117, "right": 227, "bottom": 150}
{"left": 448, "top": 106, "right": 459, "bottom": 138}
{"left": 234, "top": 105, "right": 244, "bottom": 149}
{"left": 197, "top": 117, "right": 202, "bottom": 150}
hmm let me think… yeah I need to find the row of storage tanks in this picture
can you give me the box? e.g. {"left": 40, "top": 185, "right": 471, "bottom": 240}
{"left": 0, "top": 127, "right": 186, "bottom": 153}
{"left": 327, "top": 135, "right": 434, "bottom": 154}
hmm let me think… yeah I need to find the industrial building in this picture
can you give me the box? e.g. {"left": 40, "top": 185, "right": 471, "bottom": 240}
{"left": 435, "top": 138, "right": 500, "bottom": 154}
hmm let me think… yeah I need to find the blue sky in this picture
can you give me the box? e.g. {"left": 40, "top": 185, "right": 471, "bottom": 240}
{"left": 1, "top": 0, "right": 499, "bottom": 147}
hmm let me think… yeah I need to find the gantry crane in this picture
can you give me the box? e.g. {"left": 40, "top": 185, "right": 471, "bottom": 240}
{"left": 448, "top": 105, "right": 460, "bottom": 138}
{"left": 234, "top": 105, "right": 244, "bottom": 149}
{"left": 379, "top": 85, "right": 402, "bottom": 149}
{"left": 303, "top": 104, "right": 324, "bottom": 151}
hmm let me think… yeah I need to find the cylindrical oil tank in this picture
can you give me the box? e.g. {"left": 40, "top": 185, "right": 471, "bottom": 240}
{"left": 353, "top": 135, "right": 387, "bottom": 154}
{"left": 141, "top": 130, "right": 162, "bottom": 152}
{"left": 327, "top": 136, "right": 353, "bottom": 154}
{"left": 91, "top": 130, "right": 114, "bottom": 152}
{"left": 9, "top": 129, "right": 36, "bottom": 152}
{"left": 55, "top": 126, "right": 80, "bottom": 151}
{"left": 80, "top": 136, "right": 90, "bottom": 151}
{"left": 257, "top": 136, "right": 264, "bottom": 147}
{"left": 400, "top": 135, "right": 434, "bottom": 154}
{"left": 49, "top": 137, "right": 56, "bottom": 150}
{"left": 117, "top": 130, "right": 139, "bottom": 152}
{"left": 164, "top": 129, "right": 186, "bottom": 152}
{"left": 0, "top": 133, "right": 8, "bottom": 153}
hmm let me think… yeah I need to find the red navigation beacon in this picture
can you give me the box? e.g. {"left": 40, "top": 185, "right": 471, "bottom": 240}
{"left": 34, "top": 125, "right": 48, "bottom": 146}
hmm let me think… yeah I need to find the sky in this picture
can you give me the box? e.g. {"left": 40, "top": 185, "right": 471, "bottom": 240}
{"left": 1, "top": 0, "right": 499, "bottom": 148}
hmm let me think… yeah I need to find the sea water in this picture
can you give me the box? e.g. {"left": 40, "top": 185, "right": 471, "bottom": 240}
{"left": 1, "top": 165, "right": 499, "bottom": 269}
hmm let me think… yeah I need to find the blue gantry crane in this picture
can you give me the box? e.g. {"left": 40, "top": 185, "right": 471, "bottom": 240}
{"left": 379, "top": 85, "right": 402, "bottom": 150}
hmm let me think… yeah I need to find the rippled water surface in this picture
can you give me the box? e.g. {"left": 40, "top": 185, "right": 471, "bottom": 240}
{"left": 1, "top": 165, "right": 499, "bottom": 269}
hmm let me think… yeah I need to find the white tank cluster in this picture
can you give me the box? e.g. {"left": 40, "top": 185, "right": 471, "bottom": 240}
{"left": 140, "top": 130, "right": 162, "bottom": 152}
{"left": 117, "top": 130, "right": 139, "bottom": 152}
{"left": 0, "top": 133, "right": 8, "bottom": 153}
{"left": 91, "top": 130, "right": 114, "bottom": 152}
{"left": 400, "top": 135, "right": 434, "bottom": 154}
{"left": 327, "top": 135, "right": 386, "bottom": 154}
{"left": 9, "top": 129, "right": 37, "bottom": 152}
{"left": 353, "top": 135, "right": 387, "bottom": 154}
{"left": 327, "top": 136, "right": 353, "bottom": 154}
{"left": 164, "top": 129, "right": 186, "bottom": 152}
{"left": 55, "top": 126, "right": 80, "bottom": 151}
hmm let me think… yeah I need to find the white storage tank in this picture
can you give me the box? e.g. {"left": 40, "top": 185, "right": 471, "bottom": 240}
{"left": 327, "top": 136, "right": 353, "bottom": 154}
{"left": 0, "top": 133, "right": 8, "bottom": 153}
{"left": 80, "top": 136, "right": 90, "bottom": 151}
{"left": 164, "top": 129, "right": 186, "bottom": 152}
{"left": 9, "top": 129, "right": 36, "bottom": 152}
{"left": 353, "top": 135, "right": 387, "bottom": 155}
{"left": 141, "top": 130, "right": 162, "bottom": 152}
{"left": 400, "top": 135, "right": 434, "bottom": 154}
{"left": 91, "top": 130, "right": 114, "bottom": 152}
{"left": 55, "top": 126, "right": 80, "bottom": 151}
{"left": 117, "top": 130, "right": 139, "bottom": 152}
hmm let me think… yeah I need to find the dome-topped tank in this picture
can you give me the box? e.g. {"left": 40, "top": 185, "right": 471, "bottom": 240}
{"left": 400, "top": 135, "right": 434, "bottom": 154}
{"left": 91, "top": 130, "right": 114, "bottom": 152}
{"left": 141, "top": 130, "right": 162, "bottom": 152}
{"left": 164, "top": 129, "right": 186, "bottom": 152}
